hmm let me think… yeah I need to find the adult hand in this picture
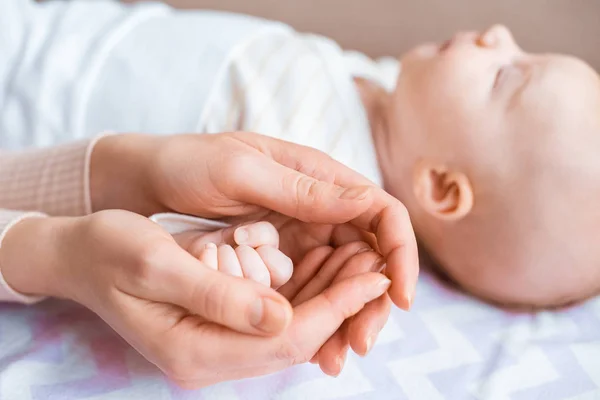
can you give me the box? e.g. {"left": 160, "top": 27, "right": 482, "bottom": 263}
{"left": 0, "top": 210, "right": 390, "bottom": 388}
{"left": 180, "top": 219, "right": 391, "bottom": 370}
{"left": 91, "top": 132, "right": 419, "bottom": 311}
{"left": 278, "top": 240, "right": 390, "bottom": 377}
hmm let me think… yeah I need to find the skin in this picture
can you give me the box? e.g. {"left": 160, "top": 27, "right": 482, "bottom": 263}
{"left": 365, "top": 24, "right": 600, "bottom": 307}
{"left": 174, "top": 221, "right": 293, "bottom": 289}
{"left": 0, "top": 131, "right": 419, "bottom": 386}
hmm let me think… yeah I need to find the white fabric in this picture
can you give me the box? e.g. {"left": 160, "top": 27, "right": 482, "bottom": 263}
{"left": 158, "top": 26, "right": 397, "bottom": 233}
{"left": 0, "top": 0, "right": 392, "bottom": 185}
{"left": 0, "top": 0, "right": 288, "bottom": 149}
{"left": 150, "top": 212, "right": 230, "bottom": 235}
{"left": 198, "top": 29, "right": 388, "bottom": 187}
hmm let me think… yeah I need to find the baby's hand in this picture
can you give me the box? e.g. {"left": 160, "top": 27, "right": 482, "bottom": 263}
{"left": 173, "top": 222, "right": 293, "bottom": 289}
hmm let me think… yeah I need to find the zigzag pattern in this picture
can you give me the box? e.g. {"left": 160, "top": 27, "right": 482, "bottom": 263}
{"left": 0, "top": 272, "right": 599, "bottom": 400}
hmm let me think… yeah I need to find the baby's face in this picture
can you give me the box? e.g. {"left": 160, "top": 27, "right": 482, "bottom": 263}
{"left": 392, "top": 25, "right": 600, "bottom": 171}
{"left": 386, "top": 25, "right": 600, "bottom": 306}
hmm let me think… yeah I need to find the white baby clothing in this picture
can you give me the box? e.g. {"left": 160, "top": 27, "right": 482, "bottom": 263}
{"left": 150, "top": 23, "right": 401, "bottom": 233}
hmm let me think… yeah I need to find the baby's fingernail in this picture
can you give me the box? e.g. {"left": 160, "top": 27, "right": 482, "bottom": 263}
{"left": 339, "top": 186, "right": 370, "bottom": 201}
{"left": 249, "top": 297, "right": 291, "bottom": 334}
{"left": 234, "top": 227, "right": 249, "bottom": 245}
{"left": 205, "top": 243, "right": 217, "bottom": 250}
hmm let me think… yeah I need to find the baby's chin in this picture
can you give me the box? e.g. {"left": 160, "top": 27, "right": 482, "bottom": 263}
{"left": 399, "top": 43, "right": 442, "bottom": 79}
{"left": 452, "top": 265, "right": 595, "bottom": 310}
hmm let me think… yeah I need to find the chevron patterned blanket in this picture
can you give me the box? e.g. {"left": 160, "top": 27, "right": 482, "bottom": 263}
{"left": 1, "top": 270, "right": 598, "bottom": 400}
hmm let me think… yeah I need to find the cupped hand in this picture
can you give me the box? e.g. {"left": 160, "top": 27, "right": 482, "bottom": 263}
{"left": 0, "top": 210, "right": 390, "bottom": 388}
{"left": 91, "top": 132, "right": 419, "bottom": 311}
{"left": 176, "top": 219, "right": 392, "bottom": 376}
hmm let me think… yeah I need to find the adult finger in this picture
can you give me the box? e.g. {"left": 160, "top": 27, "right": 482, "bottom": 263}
{"left": 325, "top": 248, "right": 389, "bottom": 356}
{"left": 184, "top": 272, "right": 392, "bottom": 371}
{"left": 348, "top": 294, "right": 391, "bottom": 356}
{"left": 298, "top": 245, "right": 385, "bottom": 366}
{"left": 277, "top": 246, "right": 333, "bottom": 300}
{"left": 331, "top": 224, "right": 378, "bottom": 250}
{"left": 316, "top": 322, "right": 349, "bottom": 377}
{"left": 123, "top": 241, "right": 293, "bottom": 336}
{"left": 226, "top": 137, "right": 375, "bottom": 225}
{"left": 292, "top": 242, "right": 377, "bottom": 306}
{"left": 234, "top": 133, "right": 419, "bottom": 310}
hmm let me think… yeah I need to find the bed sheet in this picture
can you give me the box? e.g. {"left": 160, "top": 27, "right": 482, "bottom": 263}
{"left": 1, "top": 270, "right": 599, "bottom": 400}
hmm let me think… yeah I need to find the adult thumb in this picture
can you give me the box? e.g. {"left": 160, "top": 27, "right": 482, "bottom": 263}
{"left": 235, "top": 154, "right": 374, "bottom": 224}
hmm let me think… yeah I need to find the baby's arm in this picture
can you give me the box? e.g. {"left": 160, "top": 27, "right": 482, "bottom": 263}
{"left": 172, "top": 221, "right": 293, "bottom": 289}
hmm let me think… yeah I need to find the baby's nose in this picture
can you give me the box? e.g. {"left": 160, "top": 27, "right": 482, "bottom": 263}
{"left": 477, "top": 24, "right": 515, "bottom": 49}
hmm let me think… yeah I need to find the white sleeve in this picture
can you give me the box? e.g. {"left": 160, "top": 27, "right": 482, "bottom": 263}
{"left": 150, "top": 213, "right": 231, "bottom": 235}
{"left": 0, "top": 0, "right": 285, "bottom": 150}
{"left": 343, "top": 50, "right": 401, "bottom": 93}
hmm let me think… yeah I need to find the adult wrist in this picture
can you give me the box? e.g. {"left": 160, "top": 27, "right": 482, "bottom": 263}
{"left": 0, "top": 215, "right": 72, "bottom": 300}
{"left": 89, "top": 133, "right": 163, "bottom": 216}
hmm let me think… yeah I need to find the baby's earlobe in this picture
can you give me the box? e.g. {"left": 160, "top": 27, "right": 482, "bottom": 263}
{"left": 412, "top": 162, "right": 474, "bottom": 221}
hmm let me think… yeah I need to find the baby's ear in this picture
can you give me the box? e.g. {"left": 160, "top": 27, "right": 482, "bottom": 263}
{"left": 412, "top": 161, "right": 474, "bottom": 221}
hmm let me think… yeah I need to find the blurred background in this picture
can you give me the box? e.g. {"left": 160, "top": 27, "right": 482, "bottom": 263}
{"left": 124, "top": 0, "right": 600, "bottom": 68}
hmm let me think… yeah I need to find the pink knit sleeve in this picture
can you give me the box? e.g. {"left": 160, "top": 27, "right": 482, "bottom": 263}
{"left": 0, "top": 139, "right": 98, "bottom": 217}
{"left": 0, "top": 136, "right": 104, "bottom": 304}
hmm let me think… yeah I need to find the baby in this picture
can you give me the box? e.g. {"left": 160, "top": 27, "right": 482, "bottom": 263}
{"left": 150, "top": 214, "right": 294, "bottom": 290}
{"left": 171, "top": 23, "right": 600, "bottom": 308}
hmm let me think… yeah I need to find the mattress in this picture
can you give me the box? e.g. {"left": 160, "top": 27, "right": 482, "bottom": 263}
{"left": 1, "top": 269, "right": 598, "bottom": 400}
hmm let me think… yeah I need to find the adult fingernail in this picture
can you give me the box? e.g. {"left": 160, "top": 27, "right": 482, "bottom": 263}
{"left": 334, "top": 355, "right": 345, "bottom": 377}
{"left": 339, "top": 186, "right": 370, "bottom": 200}
{"left": 404, "top": 291, "right": 414, "bottom": 310}
{"left": 365, "top": 277, "right": 391, "bottom": 302}
{"left": 364, "top": 332, "right": 377, "bottom": 356}
{"left": 250, "top": 297, "right": 290, "bottom": 334}
{"left": 374, "top": 262, "right": 386, "bottom": 273}
{"left": 356, "top": 246, "right": 373, "bottom": 255}
{"left": 234, "top": 227, "right": 249, "bottom": 245}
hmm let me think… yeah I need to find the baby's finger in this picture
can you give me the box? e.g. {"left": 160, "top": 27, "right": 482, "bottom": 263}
{"left": 256, "top": 245, "right": 293, "bottom": 289}
{"left": 234, "top": 222, "right": 279, "bottom": 248}
{"left": 236, "top": 245, "right": 271, "bottom": 287}
{"left": 173, "top": 221, "right": 279, "bottom": 252}
{"left": 197, "top": 243, "right": 218, "bottom": 270}
{"left": 218, "top": 245, "right": 243, "bottom": 278}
